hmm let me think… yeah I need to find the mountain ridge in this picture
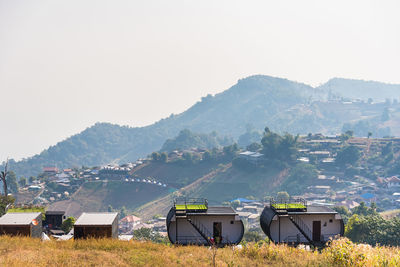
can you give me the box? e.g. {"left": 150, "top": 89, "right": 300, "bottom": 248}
{"left": 5, "top": 75, "right": 400, "bottom": 177}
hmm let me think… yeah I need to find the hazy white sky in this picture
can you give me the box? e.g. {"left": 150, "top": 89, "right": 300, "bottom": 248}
{"left": 0, "top": 0, "right": 399, "bottom": 160}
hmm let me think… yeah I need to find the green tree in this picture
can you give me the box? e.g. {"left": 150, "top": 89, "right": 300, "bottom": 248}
{"left": 381, "top": 107, "right": 390, "bottom": 121}
{"left": 202, "top": 150, "right": 212, "bottom": 162}
{"left": 6, "top": 171, "right": 18, "bottom": 194}
{"left": 367, "top": 132, "right": 372, "bottom": 139}
{"left": 29, "top": 176, "right": 36, "bottom": 184}
{"left": 223, "top": 143, "right": 239, "bottom": 158}
{"left": 382, "top": 142, "right": 393, "bottom": 156}
{"left": 335, "top": 145, "right": 360, "bottom": 166}
{"left": 279, "top": 133, "right": 299, "bottom": 162}
{"left": 351, "top": 201, "right": 378, "bottom": 216}
{"left": 151, "top": 152, "right": 161, "bottom": 161}
{"left": 261, "top": 129, "right": 298, "bottom": 163}
{"left": 243, "top": 230, "right": 264, "bottom": 242}
{"left": 120, "top": 206, "right": 127, "bottom": 219}
{"left": 345, "top": 130, "right": 354, "bottom": 137}
{"left": 281, "top": 163, "right": 318, "bottom": 194}
{"left": 332, "top": 206, "right": 351, "bottom": 224}
{"left": 18, "top": 177, "right": 27, "bottom": 187}
{"left": 133, "top": 227, "right": 166, "bottom": 243}
{"left": 246, "top": 142, "right": 261, "bottom": 152}
{"left": 160, "top": 152, "right": 168, "bottom": 163}
{"left": 276, "top": 191, "right": 290, "bottom": 202}
{"left": 107, "top": 205, "right": 113, "bottom": 212}
{"left": 238, "top": 130, "right": 262, "bottom": 147}
{"left": 61, "top": 217, "right": 75, "bottom": 233}
{"left": 0, "top": 161, "right": 9, "bottom": 196}
{"left": 182, "top": 152, "right": 193, "bottom": 163}
{"left": 231, "top": 199, "right": 240, "bottom": 209}
{"left": 0, "top": 195, "right": 15, "bottom": 216}
{"left": 344, "top": 213, "right": 400, "bottom": 246}
{"left": 261, "top": 131, "right": 281, "bottom": 159}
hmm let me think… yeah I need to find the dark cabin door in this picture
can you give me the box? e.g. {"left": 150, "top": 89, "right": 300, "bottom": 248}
{"left": 213, "top": 222, "right": 222, "bottom": 244}
{"left": 312, "top": 221, "right": 321, "bottom": 242}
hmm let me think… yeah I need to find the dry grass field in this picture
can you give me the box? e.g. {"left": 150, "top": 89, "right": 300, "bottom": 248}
{"left": 0, "top": 237, "right": 399, "bottom": 267}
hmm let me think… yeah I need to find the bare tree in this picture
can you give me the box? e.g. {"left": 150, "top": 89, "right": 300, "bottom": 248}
{"left": 0, "top": 159, "right": 8, "bottom": 196}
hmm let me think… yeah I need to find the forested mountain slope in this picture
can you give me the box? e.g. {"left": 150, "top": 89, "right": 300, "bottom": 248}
{"left": 6, "top": 75, "right": 400, "bottom": 177}
{"left": 318, "top": 78, "right": 400, "bottom": 102}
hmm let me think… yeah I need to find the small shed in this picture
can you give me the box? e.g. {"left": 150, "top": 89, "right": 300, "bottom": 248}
{"left": 74, "top": 212, "right": 118, "bottom": 239}
{"left": 166, "top": 198, "right": 244, "bottom": 246}
{"left": 0, "top": 212, "right": 42, "bottom": 237}
{"left": 44, "top": 210, "right": 66, "bottom": 229}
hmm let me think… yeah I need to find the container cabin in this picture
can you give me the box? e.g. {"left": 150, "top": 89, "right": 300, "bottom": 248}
{"left": 74, "top": 212, "right": 118, "bottom": 239}
{"left": 0, "top": 212, "right": 42, "bottom": 237}
{"left": 166, "top": 198, "right": 244, "bottom": 246}
{"left": 260, "top": 198, "right": 344, "bottom": 246}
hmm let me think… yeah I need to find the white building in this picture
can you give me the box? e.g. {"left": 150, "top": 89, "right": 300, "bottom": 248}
{"left": 260, "top": 202, "right": 344, "bottom": 245}
{"left": 387, "top": 176, "right": 400, "bottom": 188}
{"left": 120, "top": 215, "right": 141, "bottom": 232}
{"left": 238, "top": 151, "right": 264, "bottom": 165}
{"left": 166, "top": 198, "right": 244, "bottom": 246}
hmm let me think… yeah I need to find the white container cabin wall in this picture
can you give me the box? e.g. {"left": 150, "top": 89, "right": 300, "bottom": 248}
{"left": 169, "top": 215, "right": 243, "bottom": 244}
{"left": 269, "top": 214, "right": 342, "bottom": 243}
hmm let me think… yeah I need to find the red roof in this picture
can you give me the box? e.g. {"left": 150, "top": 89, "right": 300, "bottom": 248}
{"left": 120, "top": 215, "right": 141, "bottom": 223}
{"left": 43, "top": 167, "right": 59, "bottom": 172}
{"left": 387, "top": 176, "right": 400, "bottom": 183}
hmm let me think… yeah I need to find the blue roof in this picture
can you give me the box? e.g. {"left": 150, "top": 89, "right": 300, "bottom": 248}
{"left": 230, "top": 198, "right": 254, "bottom": 203}
{"left": 361, "top": 193, "right": 375, "bottom": 199}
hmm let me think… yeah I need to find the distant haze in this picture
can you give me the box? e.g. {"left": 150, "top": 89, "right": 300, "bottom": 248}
{"left": 1, "top": 0, "right": 399, "bottom": 160}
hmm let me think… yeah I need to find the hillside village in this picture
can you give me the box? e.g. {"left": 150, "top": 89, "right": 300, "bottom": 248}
{"left": 5, "top": 75, "right": 400, "bottom": 181}
{"left": 6, "top": 131, "right": 400, "bottom": 238}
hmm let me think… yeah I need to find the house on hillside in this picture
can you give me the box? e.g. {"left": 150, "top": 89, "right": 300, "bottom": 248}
{"left": 74, "top": 212, "right": 118, "bottom": 239}
{"left": 99, "top": 166, "right": 130, "bottom": 180}
{"left": 166, "top": 198, "right": 244, "bottom": 246}
{"left": 339, "top": 199, "right": 360, "bottom": 210}
{"left": 307, "top": 185, "right": 331, "bottom": 194}
{"left": 241, "top": 205, "right": 258, "bottom": 213}
{"left": 0, "top": 212, "right": 42, "bottom": 237}
{"left": 238, "top": 151, "right": 264, "bottom": 165}
{"left": 119, "top": 215, "right": 141, "bottom": 233}
{"left": 387, "top": 176, "right": 400, "bottom": 188}
{"left": 43, "top": 167, "right": 59, "bottom": 175}
{"left": 260, "top": 198, "right": 344, "bottom": 246}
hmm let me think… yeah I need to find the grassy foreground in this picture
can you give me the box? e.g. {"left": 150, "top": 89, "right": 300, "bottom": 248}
{"left": 0, "top": 237, "right": 399, "bottom": 267}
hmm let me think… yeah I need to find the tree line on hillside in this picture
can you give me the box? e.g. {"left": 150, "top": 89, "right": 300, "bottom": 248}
{"left": 160, "top": 129, "right": 233, "bottom": 153}
{"left": 334, "top": 202, "right": 400, "bottom": 246}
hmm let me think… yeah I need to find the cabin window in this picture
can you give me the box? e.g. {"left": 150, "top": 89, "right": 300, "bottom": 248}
{"left": 329, "top": 219, "right": 333, "bottom": 223}
{"left": 230, "top": 221, "right": 234, "bottom": 224}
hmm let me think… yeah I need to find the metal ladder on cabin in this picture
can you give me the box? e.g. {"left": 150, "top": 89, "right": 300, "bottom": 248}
{"left": 175, "top": 209, "right": 187, "bottom": 218}
{"left": 186, "top": 216, "right": 213, "bottom": 245}
{"left": 288, "top": 215, "right": 315, "bottom": 246}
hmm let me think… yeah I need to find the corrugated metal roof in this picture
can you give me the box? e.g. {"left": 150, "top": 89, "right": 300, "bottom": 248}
{"left": 0, "top": 212, "right": 41, "bottom": 225}
{"left": 75, "top": 212, "right": 118, "bottom": 225}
